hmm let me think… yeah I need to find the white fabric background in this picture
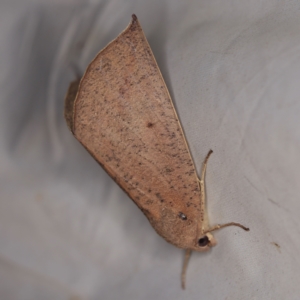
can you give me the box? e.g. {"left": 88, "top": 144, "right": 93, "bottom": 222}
{"left": 1, "top": 0, "right": 300, "bottom": 299}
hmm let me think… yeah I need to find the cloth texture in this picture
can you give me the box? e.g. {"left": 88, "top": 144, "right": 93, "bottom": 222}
{"left": 1, "top": 0, "right": 299, "bottom": 299}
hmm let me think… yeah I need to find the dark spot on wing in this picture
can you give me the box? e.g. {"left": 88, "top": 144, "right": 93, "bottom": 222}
{"left": 178, "top": 212, "right": 187, "bottom": 220}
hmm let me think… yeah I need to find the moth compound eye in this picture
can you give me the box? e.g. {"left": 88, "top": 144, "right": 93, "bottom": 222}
{"left": 178, "top": 212, "right": 187, "bottom": 220}
{"left": 198, "top": 236, "right": 209, "bottom": 247}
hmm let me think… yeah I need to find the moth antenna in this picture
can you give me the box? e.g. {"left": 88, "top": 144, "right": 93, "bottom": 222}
{"left": 197, "top": 150, "right": 213, "bottom": 233}
{"left": 198, "top": 150, "right": 250, "bottom": 235}
{"left": 203, "top": 222, "right": 250, "bottom": 234}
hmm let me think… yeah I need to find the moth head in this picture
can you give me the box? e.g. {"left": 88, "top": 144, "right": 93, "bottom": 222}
{"left": 195, "top": 232, "right": 217, "bottom": 251}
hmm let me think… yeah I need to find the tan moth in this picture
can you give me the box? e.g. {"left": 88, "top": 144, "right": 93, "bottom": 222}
{"left": 64, "top": 14, "right": 249, "bottom": 289}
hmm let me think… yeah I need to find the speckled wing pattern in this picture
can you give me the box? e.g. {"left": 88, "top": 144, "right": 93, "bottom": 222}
{"left": 72, "top": 16, "right": 202, "bottom": 249}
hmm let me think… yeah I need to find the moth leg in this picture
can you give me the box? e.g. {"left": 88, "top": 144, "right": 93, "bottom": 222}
{"left": 197, "top": 150, "right": 213, "bottom": 229}
{"left": 181, "top": 249, "right": 192, "bottom": 290}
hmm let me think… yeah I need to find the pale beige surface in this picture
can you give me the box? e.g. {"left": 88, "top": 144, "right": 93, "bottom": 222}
{"left": 1, "top": 0, "right": 300, "bottom": 299}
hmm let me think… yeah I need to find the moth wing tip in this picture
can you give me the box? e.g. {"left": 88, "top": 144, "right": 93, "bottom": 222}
{"left": 132, "top": 14, "right": 138, "bottom": 22}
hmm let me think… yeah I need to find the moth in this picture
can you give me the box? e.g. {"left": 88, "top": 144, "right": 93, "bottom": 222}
{"left": 64, "top": 14, "right": 249, "bottom": 289}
